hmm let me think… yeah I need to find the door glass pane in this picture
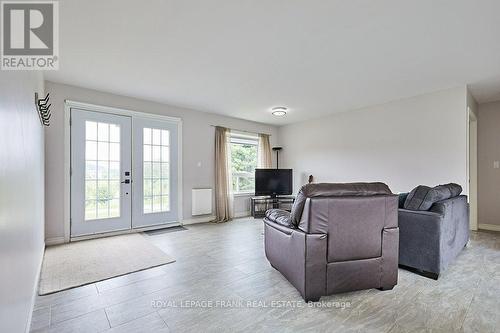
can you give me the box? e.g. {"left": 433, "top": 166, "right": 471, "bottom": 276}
{"left": 86, "top": 141, "right": 97, "bottom": 160}
{"left": 161, "top": 163, "right": 169, "bottom": 178}
{"left": 144, "top": 197, "right": 152, "bottom": 214}
{"left": 143, "top": 128, "right": 151, "bottom": 144}
{"left": 97, "top": 200, "right": 109, "bottom": 219}
{"left": 97, "top": 142, "right": 109, "bottom": 161}
{"left": 85, "top": 161, "right": 97, "bottom": 179}
{"left": 109, "top": 162, "right": 120, "bottom": 180}
{"left": 97, "top": 161, "right": 109, "bottom": 179}
{"left": 152, "top": 146, "right": 161, "bottom": 162}
{"left": 109, "top": 180, "right": 120, "bottom": 198}
{"left": 161, "top": 179, "right": 169, "bottom": 196}
{"left": 85, "top": 121, "right": 120, "bottom": 220}
{"left": 152, "top": 179, "right": 161, "bottom": 196}
{"left": 97, "top": 122, "right": 109, "bottom": 141}
{"left": 143, "top": 128, "right": 170, "bottom": 213}
{"left": 144, "top": 162, "right": 152, "bottom": 178}
{"left": 144, "top": 145, "right": 151, "bottom": 162}
{"left": 152, "top": 129, "right": 161, "bottom": 145}
{"left": 152, "top": 162, "right": 161, "bottom": 178}
{"left": 152, "top": 196, "right": 162, "bottom": 212}
{"left": 161, "top": 146, "right": 169, "bottom": 162}
{"left": 86, "top": 121, "right": 97, "bottom": 140}
{"left": 144, "top": 179, "right": 152, "bottom": 196}
{"left": 85, "top": 180, "right": 97, "bottom": 199}
{"left": 97, "top": 181, "right": 109, "bottom": 202}
{"left": 109, "top": 124, "right": 120, "bottom": 142}
{"left": 109, "top": 143, "right": 120, "bottom": 161}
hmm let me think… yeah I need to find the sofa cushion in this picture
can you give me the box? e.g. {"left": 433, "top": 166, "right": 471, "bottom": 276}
{"left": 265, "top": 209, "right": 293, "bottom": 228}
{"left": 398, "top": 193, "right": 409, "bottom": 208}
{"left": 434, "top": 183, "right": 462, "bottom": 198}
{"left": 404, "top": 183, "right": 463, "bottom": 211}
{"left": 403, "top": 186, "right": 431, "bottom": 210}
{"left": 290, "top": 182, "right": 393, "bottom": 226}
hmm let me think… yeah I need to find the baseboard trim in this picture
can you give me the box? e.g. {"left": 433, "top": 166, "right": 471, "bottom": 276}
{"left": 478, "top": 223, "right": 500, "bottom": 232}
{"left": 182, "top": 215, "right": 216, "bottom": 225}
{"left": 234, "top": 211, "right": 251, "bottom": 218}
{"left": 45, "top": 236, "right": 65, "bottom": 246}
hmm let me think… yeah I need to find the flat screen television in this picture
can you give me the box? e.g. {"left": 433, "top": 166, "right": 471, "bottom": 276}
{"left": 255, "top": 169, "right": 293, "bottom": 197}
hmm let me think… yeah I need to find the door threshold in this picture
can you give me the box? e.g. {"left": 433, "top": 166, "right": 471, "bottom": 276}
{"left": 70, "top": 222, "right": 181, "bottom": 242}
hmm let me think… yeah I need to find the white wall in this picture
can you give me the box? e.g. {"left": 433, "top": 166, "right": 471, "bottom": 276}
{"left": 44, "top": 81, "right": 278, "bottom": 241}
{"left": 0, "top": 72, "right": 45, "bottom": 332}
{"left": 278, "top": 87, "right": 468, "bottom": 194}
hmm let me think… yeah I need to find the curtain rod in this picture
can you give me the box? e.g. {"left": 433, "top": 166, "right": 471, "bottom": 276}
{"left": 209, "top": 125, "right": 272, "bottom": 136}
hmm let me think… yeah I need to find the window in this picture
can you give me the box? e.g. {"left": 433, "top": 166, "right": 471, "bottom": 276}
{"left": 230, "top": 134, "right": 258, "bottom": 194}
{"left": 84, "top": 121, "right": 121, "bottom": 220}
{"left": 143, "top": 127, "right": 170, "bottom": 214}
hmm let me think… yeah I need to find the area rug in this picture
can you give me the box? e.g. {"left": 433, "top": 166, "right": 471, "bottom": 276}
{"left": 39, "top": 233, "right": 175, "bottom": 295}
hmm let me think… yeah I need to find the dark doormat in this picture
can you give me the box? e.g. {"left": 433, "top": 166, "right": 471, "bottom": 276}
{"left": 144, "top": 226, "right": 188, "bottom": 236}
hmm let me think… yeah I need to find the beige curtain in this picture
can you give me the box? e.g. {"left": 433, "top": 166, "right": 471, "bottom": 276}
{"left": 214, "top": 126, "right": 233, "bottom": 222}
{"left": 258, "top": 133, "right": 273, "bottom": 168}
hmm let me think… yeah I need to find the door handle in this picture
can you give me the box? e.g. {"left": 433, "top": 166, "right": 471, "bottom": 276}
{"left": 121, "top": 179, "right": 130, "bottom": 184}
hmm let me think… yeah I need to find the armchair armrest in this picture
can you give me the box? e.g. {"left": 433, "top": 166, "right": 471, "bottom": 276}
{"left": 265, "top": 209, "right": 293, "bottom": 228}
{"left": 263, "top": 217, "right": 294, "bottom": 234}
{"left": 429, "top": 195, "right": 470, "bottom": 270}
{"left": 399, "top": 195, "right": 470, "bottom": 275}
{"left": 263, "top": 219, "right": 327, "bottom": 301}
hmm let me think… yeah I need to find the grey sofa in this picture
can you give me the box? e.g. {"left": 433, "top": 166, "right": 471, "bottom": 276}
{"left": 398, "top": 184, "right": 469, "bottom": 279}
{"left": 263, "top": 183, "right": 399, "bottom": 302}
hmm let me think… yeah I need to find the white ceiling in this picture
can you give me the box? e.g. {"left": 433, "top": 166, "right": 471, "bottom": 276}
{"left": 46, "top": 0, "right": 500, "bottom": 125}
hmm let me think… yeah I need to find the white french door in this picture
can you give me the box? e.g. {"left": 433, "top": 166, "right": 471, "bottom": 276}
{"left": 70, "top": 108, "right": 180, "bottom": 237}
{"left": 132, "top": 118, "right": 179, "bottom": 228}
{"left": 71, "top": 110, "right": 132, "bottom": 236}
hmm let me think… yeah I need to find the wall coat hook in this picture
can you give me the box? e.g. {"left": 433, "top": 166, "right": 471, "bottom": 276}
{"left": 35, "top": 92, "right": 51, "bottom": 126}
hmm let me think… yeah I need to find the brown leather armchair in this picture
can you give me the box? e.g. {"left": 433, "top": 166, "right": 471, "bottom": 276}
{"left": 263, "top": 183, "right": 399, "bottom": 302}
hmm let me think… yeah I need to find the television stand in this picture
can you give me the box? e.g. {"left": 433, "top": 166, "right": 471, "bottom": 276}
{"left": 251, "top": 195, "right": 296, "bottom": 218}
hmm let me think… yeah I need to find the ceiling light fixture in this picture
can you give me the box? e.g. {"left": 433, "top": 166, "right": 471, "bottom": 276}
{"left": 272, "top": 106, "right": 287, "bottom": 116}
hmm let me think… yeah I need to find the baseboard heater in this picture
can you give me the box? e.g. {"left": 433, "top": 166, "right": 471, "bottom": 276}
{"left": 192, "top": 188, "right": 213, "bottom": 216}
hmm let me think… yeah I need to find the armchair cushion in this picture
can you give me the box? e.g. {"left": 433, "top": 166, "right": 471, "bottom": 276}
{"left": 404, "top": 183, "right": 462, "bottom": 211}
{"left": 265, "top": 209, "right": 293, "bottom": 228}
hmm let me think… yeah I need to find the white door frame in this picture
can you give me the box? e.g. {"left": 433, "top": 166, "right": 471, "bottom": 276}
{"left": 466, "top": 106, "right": 478, "bottom": 231}
{"left": 64, "top": 100, "right": 183, "bottom": 242}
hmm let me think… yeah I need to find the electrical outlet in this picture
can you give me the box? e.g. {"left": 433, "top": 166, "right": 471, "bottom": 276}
{"left": 494, "top": 161, "right": 499, "bottom": 169}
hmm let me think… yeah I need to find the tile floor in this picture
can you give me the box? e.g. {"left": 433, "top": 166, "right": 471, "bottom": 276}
{"left": 31, "top": 218, "right": 500, "bottom": 332}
